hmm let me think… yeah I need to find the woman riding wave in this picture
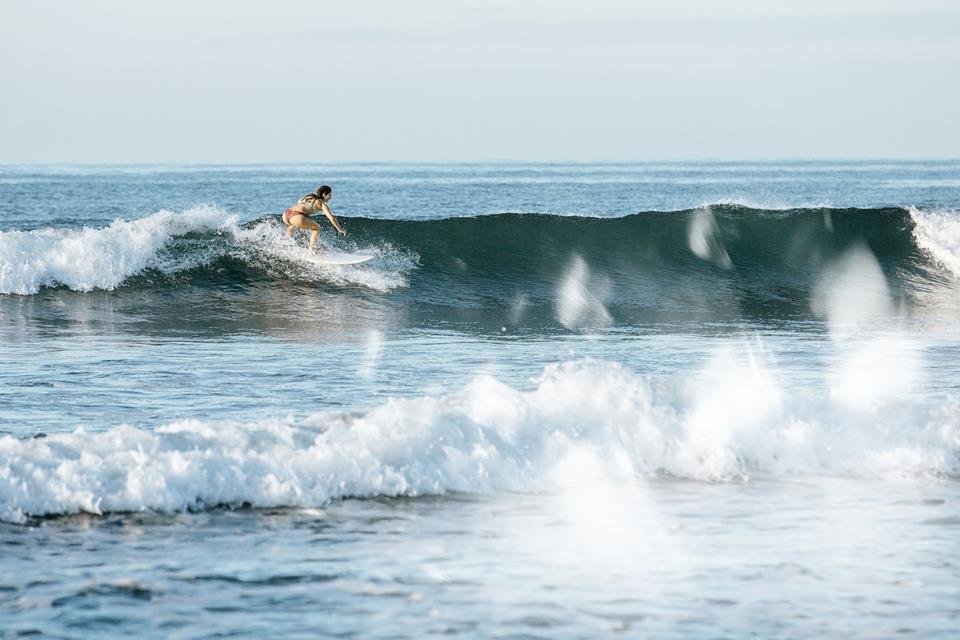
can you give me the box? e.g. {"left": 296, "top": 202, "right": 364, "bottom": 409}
{"left": 282, "top": 185, "right": 346, "bottom": 250}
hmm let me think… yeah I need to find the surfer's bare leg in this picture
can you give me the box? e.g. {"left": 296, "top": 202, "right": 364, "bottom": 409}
{"left": 288, "top": 215, "right": 321, "bottom": 249}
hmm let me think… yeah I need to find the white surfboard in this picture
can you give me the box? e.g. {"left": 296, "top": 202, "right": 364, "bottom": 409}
{"left": 317, "top": 251, "right": 373, "bottom": 265}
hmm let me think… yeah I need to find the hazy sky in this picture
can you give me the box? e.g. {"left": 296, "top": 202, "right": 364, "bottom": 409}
{"left": 1, "top": 0, "right": 958, "bottom": 162}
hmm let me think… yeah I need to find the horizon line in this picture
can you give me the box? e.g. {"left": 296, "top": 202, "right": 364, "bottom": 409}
{"left": 2, "top": 157, "right": 960, "bottom": 167}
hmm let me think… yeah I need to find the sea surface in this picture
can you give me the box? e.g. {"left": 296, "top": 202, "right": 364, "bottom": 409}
{"left": 1, "top": 161, "right": 959, "bottom": 638}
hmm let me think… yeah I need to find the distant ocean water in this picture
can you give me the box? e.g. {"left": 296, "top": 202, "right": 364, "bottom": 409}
{"left": 2, "top": 161, "right": 959, "bottom": 638}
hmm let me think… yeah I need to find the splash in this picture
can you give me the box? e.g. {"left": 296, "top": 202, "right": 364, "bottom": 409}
{"left": 2, "top": 356, "right": 956, "bottom": 523}
{"left": 909, "top": 206, "right": 960, "bottom": 279}
{"left": 229, "top": 219, "right": 414, "bottom": 292}
{"left": 0, "top": 206, "right": 416, "bottom": 294}
{"left": 0, "top": 206, "right": 234, "bottom": 294}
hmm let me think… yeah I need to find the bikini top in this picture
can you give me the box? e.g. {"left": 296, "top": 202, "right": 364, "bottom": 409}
{"left": 297, "top": 194, "right": 325, "bottom": 213}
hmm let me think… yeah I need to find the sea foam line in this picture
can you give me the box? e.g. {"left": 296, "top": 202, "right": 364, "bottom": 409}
{"left": 2, "top": 358, "right": 956, "bottom": 523}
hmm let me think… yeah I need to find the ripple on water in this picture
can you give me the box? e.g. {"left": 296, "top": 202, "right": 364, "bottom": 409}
{"left": 183, "top": 573, "right": 340, "bottom": 586}
{"left": 50, "top": 582, "right": 154, "bottom": 607}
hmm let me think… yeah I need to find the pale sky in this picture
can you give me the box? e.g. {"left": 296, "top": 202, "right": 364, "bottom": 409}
{"left": 1, "top": 0, "right": 958, "bottom": 162}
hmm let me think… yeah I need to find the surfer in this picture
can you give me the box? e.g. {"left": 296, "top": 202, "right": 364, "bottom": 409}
{"left": 282, "top": 185, "right": 346, "bottom": 250}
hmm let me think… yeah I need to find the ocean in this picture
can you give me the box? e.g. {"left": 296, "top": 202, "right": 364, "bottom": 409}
{"left": 1, "top": 161, "right": 959, "bottom": 638}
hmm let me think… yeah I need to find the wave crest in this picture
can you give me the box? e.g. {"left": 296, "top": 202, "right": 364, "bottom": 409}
{"left": 3, "top": 206, "right": 959, "bottom": 326}
{"left": 3, "top": 358, "right": 956, "bottom": 523}
{"left": 0, "top": 206, "right": 416, "bottom": 294}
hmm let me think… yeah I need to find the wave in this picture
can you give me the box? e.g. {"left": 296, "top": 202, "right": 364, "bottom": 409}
{"left": 2, "top": 357, "right": 957, "bottom": 523}
{"left": 909, "top": 206, "right": 960, "bottom": 278}
{"left": 0, "top": 205, "right": 417, "bottom": 295}
{"left": 2, "top": 204, "right": 959, "bottom": 324}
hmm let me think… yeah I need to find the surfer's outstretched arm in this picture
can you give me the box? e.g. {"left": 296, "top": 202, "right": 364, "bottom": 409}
{"left": 321, "top": 203, "right": 347, "bottom": 236}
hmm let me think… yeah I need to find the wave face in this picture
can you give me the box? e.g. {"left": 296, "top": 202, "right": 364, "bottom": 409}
{"left": 2, "top": 358, "right": 957, "bottom": 523}
{"left": 0, "top": 205, "right": 416, "bottom": 295}
{"left": 1, "top": 205, "right": 959, "bottom": 325}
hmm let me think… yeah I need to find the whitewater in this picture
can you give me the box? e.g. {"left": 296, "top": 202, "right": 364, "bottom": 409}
{"left": 2, "top": 161, "right": 960, "bottom": 639}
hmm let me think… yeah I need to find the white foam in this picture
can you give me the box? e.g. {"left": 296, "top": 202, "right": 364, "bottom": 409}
{"left": 0, "top": 206, "right": 234, "bottom": 294}
{"left": 829, "top": 337, "right": 925, "bottom": 410}
{"left": 228, "top": 219, "right": 415, "bottom": 293}
{"left": 695, "top": 197, "right": 834, "bottom": 211}
{"left": 0, "top": 207, "right": 416, "bottom": 294}
{"left": 2, "top": 356, "right": 956, "bottom": 523}
{"left": 909, "top": 206, "right": 960, "bottom": 279}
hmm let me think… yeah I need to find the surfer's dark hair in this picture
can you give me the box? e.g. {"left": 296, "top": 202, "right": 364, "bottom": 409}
{"left": 302, "top": 185, "right": 332, "bottom": 204}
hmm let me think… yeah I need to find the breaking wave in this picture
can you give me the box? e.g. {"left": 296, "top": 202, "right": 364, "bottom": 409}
{"left": 2, "top": 357, "right": 957, "bottom": 523}
{"left": 2, "top": 204, "right": 959, "bottom": 325}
